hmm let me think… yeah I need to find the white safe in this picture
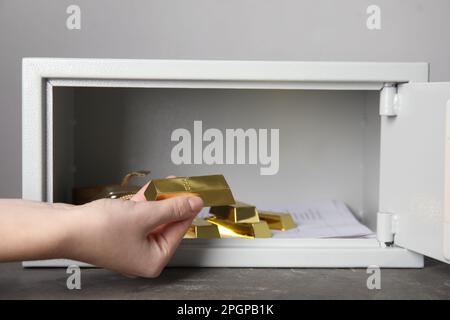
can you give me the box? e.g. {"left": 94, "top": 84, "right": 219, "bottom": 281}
{"left": 22, "top": 58, "right": 450, "bottom": 268}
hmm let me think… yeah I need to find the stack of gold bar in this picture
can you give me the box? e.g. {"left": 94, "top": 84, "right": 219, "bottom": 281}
{"left": 258, "top": 210, "right": 297, "bottom": 231}
{"left": 184, "top": 218, "right": 221, "bottom": 239}
{"left": 208, "top": 202, "right": 272, "bottom": 238}
{"left": 144, "top": 174, "right": 297, "bottom": 239}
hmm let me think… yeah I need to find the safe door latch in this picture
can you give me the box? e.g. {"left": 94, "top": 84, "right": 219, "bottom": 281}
{"left": 377, "top": 211, "right": 398, "bottom": 245}
{"left": 379, "top": 83, "right": 399, "bottom": 116}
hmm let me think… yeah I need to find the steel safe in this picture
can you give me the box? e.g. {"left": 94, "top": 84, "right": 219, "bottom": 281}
{"left": 22, "top": 58, "right": 450, "bottom": 268}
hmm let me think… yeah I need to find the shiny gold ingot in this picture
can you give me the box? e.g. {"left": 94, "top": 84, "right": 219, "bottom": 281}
{"left": 258, "top": 210, "right": 297, "bottom": 231}
{"left": 209, "top": 201, "right": 260, "bottom": 223}
{"left": 207, "top": 217, "right": 272, "bottom": 238}
{"left": 185, "top": 219, "right": 221, "bottom": 239}
{"left": 144, "top": 175, "right": 235, "bottom": 207}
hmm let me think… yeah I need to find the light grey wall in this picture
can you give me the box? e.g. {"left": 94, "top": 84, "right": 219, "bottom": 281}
{"left": 1, "top": 0, "right": 450, "bottom": 198}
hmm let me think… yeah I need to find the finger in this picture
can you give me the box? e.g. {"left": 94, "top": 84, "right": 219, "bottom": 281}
{"left": 130, "top": 182, "right": 150, "bottom": 202}
{"left": 151, "top": 217, "right": 194, "bottom": 263}
{"left": 137, "top": 195, "right": 203, "bottom": 228}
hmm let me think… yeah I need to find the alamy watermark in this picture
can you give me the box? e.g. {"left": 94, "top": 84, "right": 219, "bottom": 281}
{"left": 171, "top": 121, "right": 280, "bottom": 175}
{"left": 366, "top": 265, "right": 381, "bottom": 290}
{"left": 66, "top": 5, "right": 81, "bottom": 30}
{"left": 366, "top": 5, "right": 381, "bottom": 30}
{"left": 66, "top": 265, "right": 81, "bottom": 290}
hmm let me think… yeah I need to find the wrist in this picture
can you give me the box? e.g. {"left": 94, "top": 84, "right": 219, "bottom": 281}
{"left": 51, "top": 205, "right": 84, "bottom": 260}
{"left": 56, "top": 203, "right": 102, "bottom": 263}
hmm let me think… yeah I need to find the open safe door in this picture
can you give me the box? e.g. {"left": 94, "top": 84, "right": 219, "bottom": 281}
{"left": 379, "top": 82, "right": 450, "bottom": 263}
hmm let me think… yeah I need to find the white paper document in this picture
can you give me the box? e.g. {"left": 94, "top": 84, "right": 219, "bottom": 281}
{"left": 260, "top": 200, "right": 374, "bottom": 239}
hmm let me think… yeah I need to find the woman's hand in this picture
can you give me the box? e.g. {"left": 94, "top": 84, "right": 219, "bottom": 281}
{"left": 0, "top": 179, "right": 203, "bottom": 278}
{"left": 64, "top": 193, "right": 203, "bottom": 278}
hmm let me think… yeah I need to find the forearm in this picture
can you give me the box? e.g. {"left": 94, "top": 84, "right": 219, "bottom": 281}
{"left": 0, "top": 194, "right": 202, "bottom": 278}
{"left": 0, "top": 199, "right": 74, "bottom": 262}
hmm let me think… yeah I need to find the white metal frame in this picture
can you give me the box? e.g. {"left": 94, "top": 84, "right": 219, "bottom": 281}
{"left": 22, "top": 58, "right": 429, "bottom": 268}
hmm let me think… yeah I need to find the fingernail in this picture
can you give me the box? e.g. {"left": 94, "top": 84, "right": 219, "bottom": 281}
{"left": 188, "top": 196, "right": 203, "bottom": 212}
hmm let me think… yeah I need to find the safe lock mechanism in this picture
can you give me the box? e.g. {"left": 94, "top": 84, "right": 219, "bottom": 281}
{"left": 379, "top": 83, "right": 400, "bottom": 117}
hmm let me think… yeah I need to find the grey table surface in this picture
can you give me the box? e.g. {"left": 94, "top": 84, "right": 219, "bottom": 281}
{"left": 0, "top": 259, "right": 449, "bottom": 300}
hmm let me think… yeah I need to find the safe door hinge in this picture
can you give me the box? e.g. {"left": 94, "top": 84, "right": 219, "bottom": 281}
{"left": 377, "top": 212, "right": 398, "bottom": 245}
{"left": 379, "top": 83, "right": 399, "bottom": 116}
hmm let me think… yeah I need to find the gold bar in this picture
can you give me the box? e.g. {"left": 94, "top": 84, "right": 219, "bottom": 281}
{"left": 258, "top": 210, "right": 297, "bottom": 231}
{"left": 209, "top": 201, "right": 260, "bottom": 223}
{"left": 207, "top": 217, "right": 272, "bottom": 238}
{"left": 185, "top": 218, "right": 221, "bottom": 239}
{"left": 144, "top": 175, "right": 235, "bottom": 207}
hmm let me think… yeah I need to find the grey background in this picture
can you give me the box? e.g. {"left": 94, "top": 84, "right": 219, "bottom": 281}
{"left": 1, "top": 0, "right": 450, "bottom": 198}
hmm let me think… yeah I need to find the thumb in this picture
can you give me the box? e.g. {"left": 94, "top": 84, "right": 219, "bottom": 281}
{"left": 130, "top": 182, "right": 149, "bottom": 202}
{"left": 130, "top": 176, "right": 176, "bottom": 202}
{"left": 137, "top": 195, "right": 203, "bottom": 228}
